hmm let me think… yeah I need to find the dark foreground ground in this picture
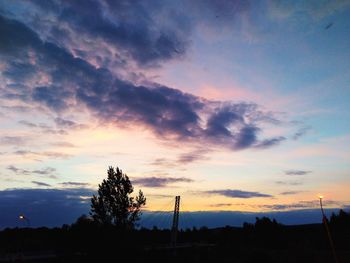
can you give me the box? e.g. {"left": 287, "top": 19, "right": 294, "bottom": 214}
{"left": 1, "top": 215, "right": 350, "bottom": 263}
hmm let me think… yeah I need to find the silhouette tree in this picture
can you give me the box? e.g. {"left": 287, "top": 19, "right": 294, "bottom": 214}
{"left": 90, "top": 166, "right": 146, "bottom": 229}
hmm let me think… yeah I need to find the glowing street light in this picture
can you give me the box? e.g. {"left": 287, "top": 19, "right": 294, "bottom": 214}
{"left": 18, "top": 214, "right": 30, "bottom": 227}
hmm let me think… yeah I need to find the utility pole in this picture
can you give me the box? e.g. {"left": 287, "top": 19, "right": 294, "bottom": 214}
{"left": 319, "top": 196, "right": 339, "bottom": 263}
{"left": 171, "top": 195, "right": 180, "bottom": 248}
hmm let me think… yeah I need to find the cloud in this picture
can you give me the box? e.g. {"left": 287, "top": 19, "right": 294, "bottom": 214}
{"left": 18, "top": 120, "right": 38, "bottom": 128}
{"left": 60, "top": 182, "right": 89, "bottom": 187}
{"left": 0, "top": 189, "right": 347, "bottom": 229}
{"left": 0, "top": 13, "right": 287, "bottom": 152}
{"left": 147, "top": 194, "right": 174, "bottom": 199}
{"left": 0, "top": 188, "right": 94, "bottom": 228}
{"left": 31, "top": 181, "right": 51, "bottom": 187}
{"left": 204, "top": 189, "right": 273, "bottom": 198}
{"left": 275, "top": 181, "right": 303, "bottom": 186}
{"left": 7, "top": 165, "right": 31, "bottom": 175}
{"left": 279, "top": 191, "right": 303, "bottom": 195}
{"left": 141, "top": 208, "right": 350, "bottom": 229}
{"left": 285, "top": 170, "right": 312, "bottom": 176}
{"left": 132, "top": 176, "right": 193, "bottom": 188}
{"left": 209, "top": 203, "right": 233, "bottom": 208}
{"left": 7, "top": 165, "right": 57, "bottom": 179}
{"left": 18, "top": 120, "right": 69, "bottom": 135}
{"left": 149, "top": 158, "right": 176, "bottom": 168}
{"left": 5, "top": 0, "right": 190, "bottom": 67}
{"left": 255, "top": 136, "right": 286, "bottom": 149}
{"left": 54, "top": 117, "right": 88, "bottom": 129}
{"left": 176, "top": 149, "right": 209, "bottom": 164}
{"left": 292, "top": 126, "right": 311, "bottom": 140}
{"left": 31, "top": 167, "right": 56, "bottom": 176}
{"left": 267, "top": 0, "right": 350, "bottom": 21}
{"left": 14, "top": 150, "right": 71, "bottom": 159}
{"left": 259, "top": 200, "right": 348, "bottom": 211}
{"left": 0, "top": 136, "right": 27, "bottom": 146}
{"left": 51, "top": 141, "right": 76, "bottom": 148}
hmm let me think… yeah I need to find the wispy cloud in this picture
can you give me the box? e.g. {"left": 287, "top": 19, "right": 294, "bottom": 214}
{"left": 292, "top": 126, "right": 311, "bottom": 140}
{"left": 285, "top": 170, "right": 312, "bottom": 176}
{"left": 32, "top": 181, "right": 51, "bottom": 187}
{"left": 0, "top": 136, "right": 27, "bottom": 146}
{"left": 209, "top": 203, "right": 233, "bottom": 207}
{"left": 204, "top": 189, "right": 273, "bottom": 198}
{"left": 60, "top": 182, "right": 89, "bottom": 187}
{"left": 7, "top": 165, "right": 57, "bottom": 179}
{"left": 149, "top": 158, "right": 176, "bottom": 168}
{"left": 147, "top": 194, "right": 174, "bottom": 199}
{"left": 254, "top": 136, "right": 286, "bottom": 149}
{"left": 18, "top": 120, "right": 38, "bottom": 128}
{"left": 275, "top": 181, "right": 303, "bottom": 186}
{"left": 279, "top": 191, "right": 303, "bottom": 195}
{"left": 14, "top": 150, "right": 72, "bottom": 159}
{"left": 258, "top": 200, "right": 348, "bottom": 210}
{"left": 7, "top": 165, "right": 31, "bottom": 175}
{"left": 51, "top": 142, "right": 76, "bottom": 148}
{"left": 54, "top": 117, "right": 88, "bottom": 130}
{"left": 176, "top": 149, "right": 209, "bottom": 164}
{"left": 133, "top": 177, "right": 193, "bottom": 188}
{"left": 18, "top": 120, "right": 68, "bottom": 135}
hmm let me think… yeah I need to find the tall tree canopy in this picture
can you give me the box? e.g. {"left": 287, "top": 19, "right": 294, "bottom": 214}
{"left": 90, "top": 166, "right": 146, "bottom": 229}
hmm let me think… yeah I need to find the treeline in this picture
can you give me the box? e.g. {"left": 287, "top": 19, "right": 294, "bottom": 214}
{"left": 0, "top": 209, "right": 349, "bottom": 263}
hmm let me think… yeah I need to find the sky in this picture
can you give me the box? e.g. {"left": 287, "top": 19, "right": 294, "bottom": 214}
{"left": 0, "top": 0, "right": 350, "bottom": 228}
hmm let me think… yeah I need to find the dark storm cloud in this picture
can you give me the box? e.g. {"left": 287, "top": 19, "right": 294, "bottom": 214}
{"left": 0, "top": 13, "right": 286, "bottom": 151}
{"left": 204, "top": 189, "right": 273, "bottom": 198}
{"left": 0, "top": 188, "right": 94, "bottom": 228}
{"left": 133, "top": 177, "right": 193, "bottom": 188}
{"left": 285, "top": 170, "right": 312, "bottom": 176}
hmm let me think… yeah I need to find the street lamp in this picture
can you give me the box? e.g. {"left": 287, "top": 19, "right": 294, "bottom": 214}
{"left": 318, "top": 195, "right": 338, "bottom": 263}
{"left": 19, "top": 214, "right": 30, "bottom": 227}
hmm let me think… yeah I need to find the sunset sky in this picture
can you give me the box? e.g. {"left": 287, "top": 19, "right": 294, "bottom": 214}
{"left": 0, "top": 0, "right": 350, "bottom": 227}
